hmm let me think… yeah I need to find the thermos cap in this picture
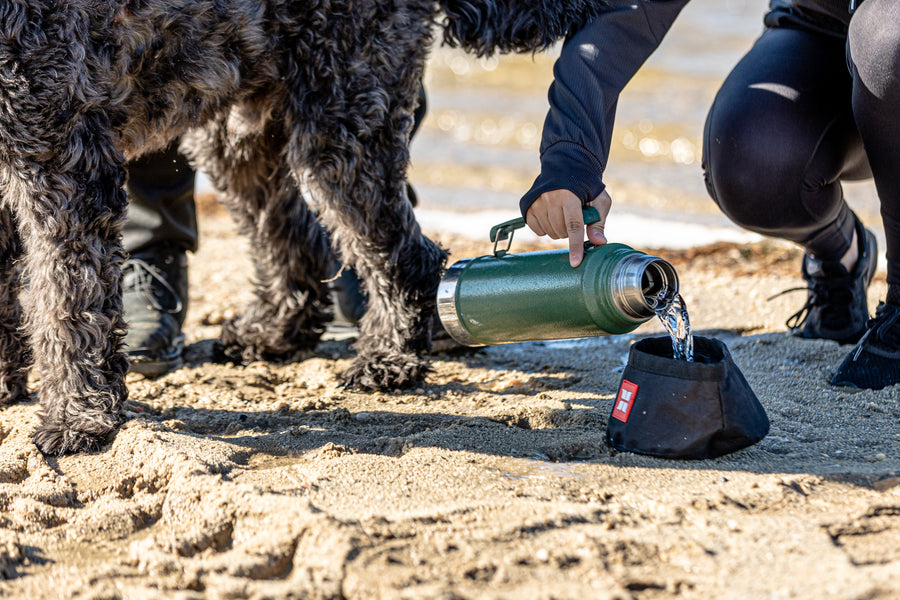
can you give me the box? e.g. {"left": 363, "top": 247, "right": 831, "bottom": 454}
{"left": 437, "top": 257, "right": 481, "bottom": 346}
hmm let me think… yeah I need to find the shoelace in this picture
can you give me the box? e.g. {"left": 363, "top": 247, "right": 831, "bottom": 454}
{"left": 122, "top": 258, "right": 183, "bottom": 315}
{"left": 850, "top": 304, "right": 900, "bottom": 361}
{"left": 771, "top": 276, "right": 853, "bottom": 331}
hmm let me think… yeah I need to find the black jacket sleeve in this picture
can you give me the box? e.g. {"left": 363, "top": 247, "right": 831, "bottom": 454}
{"left": 519, "top": 0, "right": 691, "bottom": 217}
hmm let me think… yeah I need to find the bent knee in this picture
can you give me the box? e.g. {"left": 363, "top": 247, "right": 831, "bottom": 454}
{"left": 704, "top": 114, "right": 804, "bottom": 230}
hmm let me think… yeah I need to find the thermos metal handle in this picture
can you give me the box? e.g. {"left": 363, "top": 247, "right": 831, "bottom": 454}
{"left": 490, "top": 206, "right": 602, "bottom": 256}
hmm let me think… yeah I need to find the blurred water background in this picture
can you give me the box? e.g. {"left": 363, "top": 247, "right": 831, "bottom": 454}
{"left": 193, "top": 0, "right": 881, "bottom": 254}
{"left": 409, "top": 0, "right": 883, "bottom": 253}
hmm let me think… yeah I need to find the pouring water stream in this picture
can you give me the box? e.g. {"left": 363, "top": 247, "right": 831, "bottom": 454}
{"left": 655, "top": 293, "right": 693, "bottom": 362}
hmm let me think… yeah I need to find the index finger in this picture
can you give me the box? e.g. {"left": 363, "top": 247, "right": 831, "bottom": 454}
{"left": 564, "top": 201, "right": 586, "bottom": 267}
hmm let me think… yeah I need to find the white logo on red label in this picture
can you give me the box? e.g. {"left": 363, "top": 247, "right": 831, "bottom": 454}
{"left": 612, "top": 380, "right": 638, "bottom": 423}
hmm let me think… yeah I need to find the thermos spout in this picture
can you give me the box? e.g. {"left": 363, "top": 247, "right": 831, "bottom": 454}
{"left": 612, "top": 253, "right": 679, "bottom": 319}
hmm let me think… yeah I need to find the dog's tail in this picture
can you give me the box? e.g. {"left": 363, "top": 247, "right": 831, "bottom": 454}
{"left": 437, "top": 0, "right": 606, "bottom": 56}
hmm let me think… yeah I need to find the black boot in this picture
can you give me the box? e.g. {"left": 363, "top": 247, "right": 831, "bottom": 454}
{"left": 123, "top": 245, "right": 188, "bottom": 377}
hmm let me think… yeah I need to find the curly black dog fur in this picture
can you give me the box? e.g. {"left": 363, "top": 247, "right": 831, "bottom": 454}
{"left": 0, "top": 0, "right": 599, "bottom": 454}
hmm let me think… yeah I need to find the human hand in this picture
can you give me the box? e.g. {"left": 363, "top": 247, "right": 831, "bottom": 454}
{"left": 524, "top": 189, "right": 611, "bottom": 267}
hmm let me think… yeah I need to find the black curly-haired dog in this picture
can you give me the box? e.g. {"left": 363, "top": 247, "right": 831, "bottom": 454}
{"left": 0, "top": 0, "right": 600, "bottom": 454}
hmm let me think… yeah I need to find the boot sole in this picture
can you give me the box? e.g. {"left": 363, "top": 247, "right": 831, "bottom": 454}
{"left": 127, "top": 334, "right": 185, "bottom": 377}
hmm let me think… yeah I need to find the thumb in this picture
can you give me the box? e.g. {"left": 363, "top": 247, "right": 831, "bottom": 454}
{"left": 586, "top": 190, "right": 612, "bottom": 246}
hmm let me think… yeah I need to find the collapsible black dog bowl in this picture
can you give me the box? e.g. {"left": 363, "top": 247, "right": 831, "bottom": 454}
{"left": 606, "top": 336, "right": 769, "bottom": 459}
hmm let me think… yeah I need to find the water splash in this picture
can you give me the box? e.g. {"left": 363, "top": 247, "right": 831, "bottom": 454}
{"left": 656, "top": 293, "right": 693, "bottom": 362}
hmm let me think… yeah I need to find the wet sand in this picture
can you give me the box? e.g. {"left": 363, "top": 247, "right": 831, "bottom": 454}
{"left": 1, "top": 213, "right": 898, "bottom": 599}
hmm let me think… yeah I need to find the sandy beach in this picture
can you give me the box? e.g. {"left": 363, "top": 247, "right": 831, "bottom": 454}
{"left": 1, "top": 210, "right": 898, "bottom": 599}
{"left": 3, "top": 2, "right": 899, "bottom": 596}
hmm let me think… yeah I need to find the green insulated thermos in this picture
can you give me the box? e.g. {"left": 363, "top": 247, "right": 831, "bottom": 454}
{"left": 437, "top": 208, "right": 680, "bottom": 346}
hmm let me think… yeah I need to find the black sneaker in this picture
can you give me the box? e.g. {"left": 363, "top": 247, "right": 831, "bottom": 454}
{"left": 330, "top": 261, "right": 367, "bottom": 327}
{"left": 323, "top": 260, "right": 367, "bottom": 340}
{"left": 831, "top": 302, "right": 900, "bottom": 389}
{"left": 123, "top": 246, "right": 188, "bottom": 377}
{"left": 786, "top": 219, "right": 877, "bottom": 345}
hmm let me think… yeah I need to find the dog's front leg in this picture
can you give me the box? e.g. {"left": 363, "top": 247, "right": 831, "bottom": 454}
{"left": 7, "top": 160, "right": 129, "bottom": 454}
{"left": 285, "top": 6, "right": 446, "bottom": 390}
{"left": 311, "top": 149, "right": 448, "bottom": 390}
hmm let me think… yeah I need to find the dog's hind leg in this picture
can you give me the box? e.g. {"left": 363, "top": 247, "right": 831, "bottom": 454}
{"left": 182, "top": 119, "right": 331, "bottom": 362}
{"left": 5, "top": 157, "right": 129, "bottom": 454}
{"left": 0, "top": 204, "right": 30, "bottom": 406}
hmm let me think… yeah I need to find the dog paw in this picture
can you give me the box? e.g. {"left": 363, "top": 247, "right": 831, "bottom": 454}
{"left": 340, "top": 353, "right": 429, "bottom": 391}
{"left": 214, "top": 339, "right": 315, "bottom": 366}
{"left": 219, "top": 318, "right": 320, "bottom": 364}
{"left": 32, "top": 422, "right": 116, "bottom": 455}
{"left": 0, "top": 373, "right": 29, "bottom": 407}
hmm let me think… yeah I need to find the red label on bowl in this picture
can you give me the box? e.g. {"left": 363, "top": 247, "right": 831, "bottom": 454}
{"left": 612, "top": 380, "right": 638, "bottom": 423}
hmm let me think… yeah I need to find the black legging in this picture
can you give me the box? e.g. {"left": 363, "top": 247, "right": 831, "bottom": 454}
{"left": 703, "top": 0, "right": 900, "bottom": 295}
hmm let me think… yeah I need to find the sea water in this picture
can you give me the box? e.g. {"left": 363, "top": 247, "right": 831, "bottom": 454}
{"left": 656, "top": 293, "right": 694, "bottom": 362}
